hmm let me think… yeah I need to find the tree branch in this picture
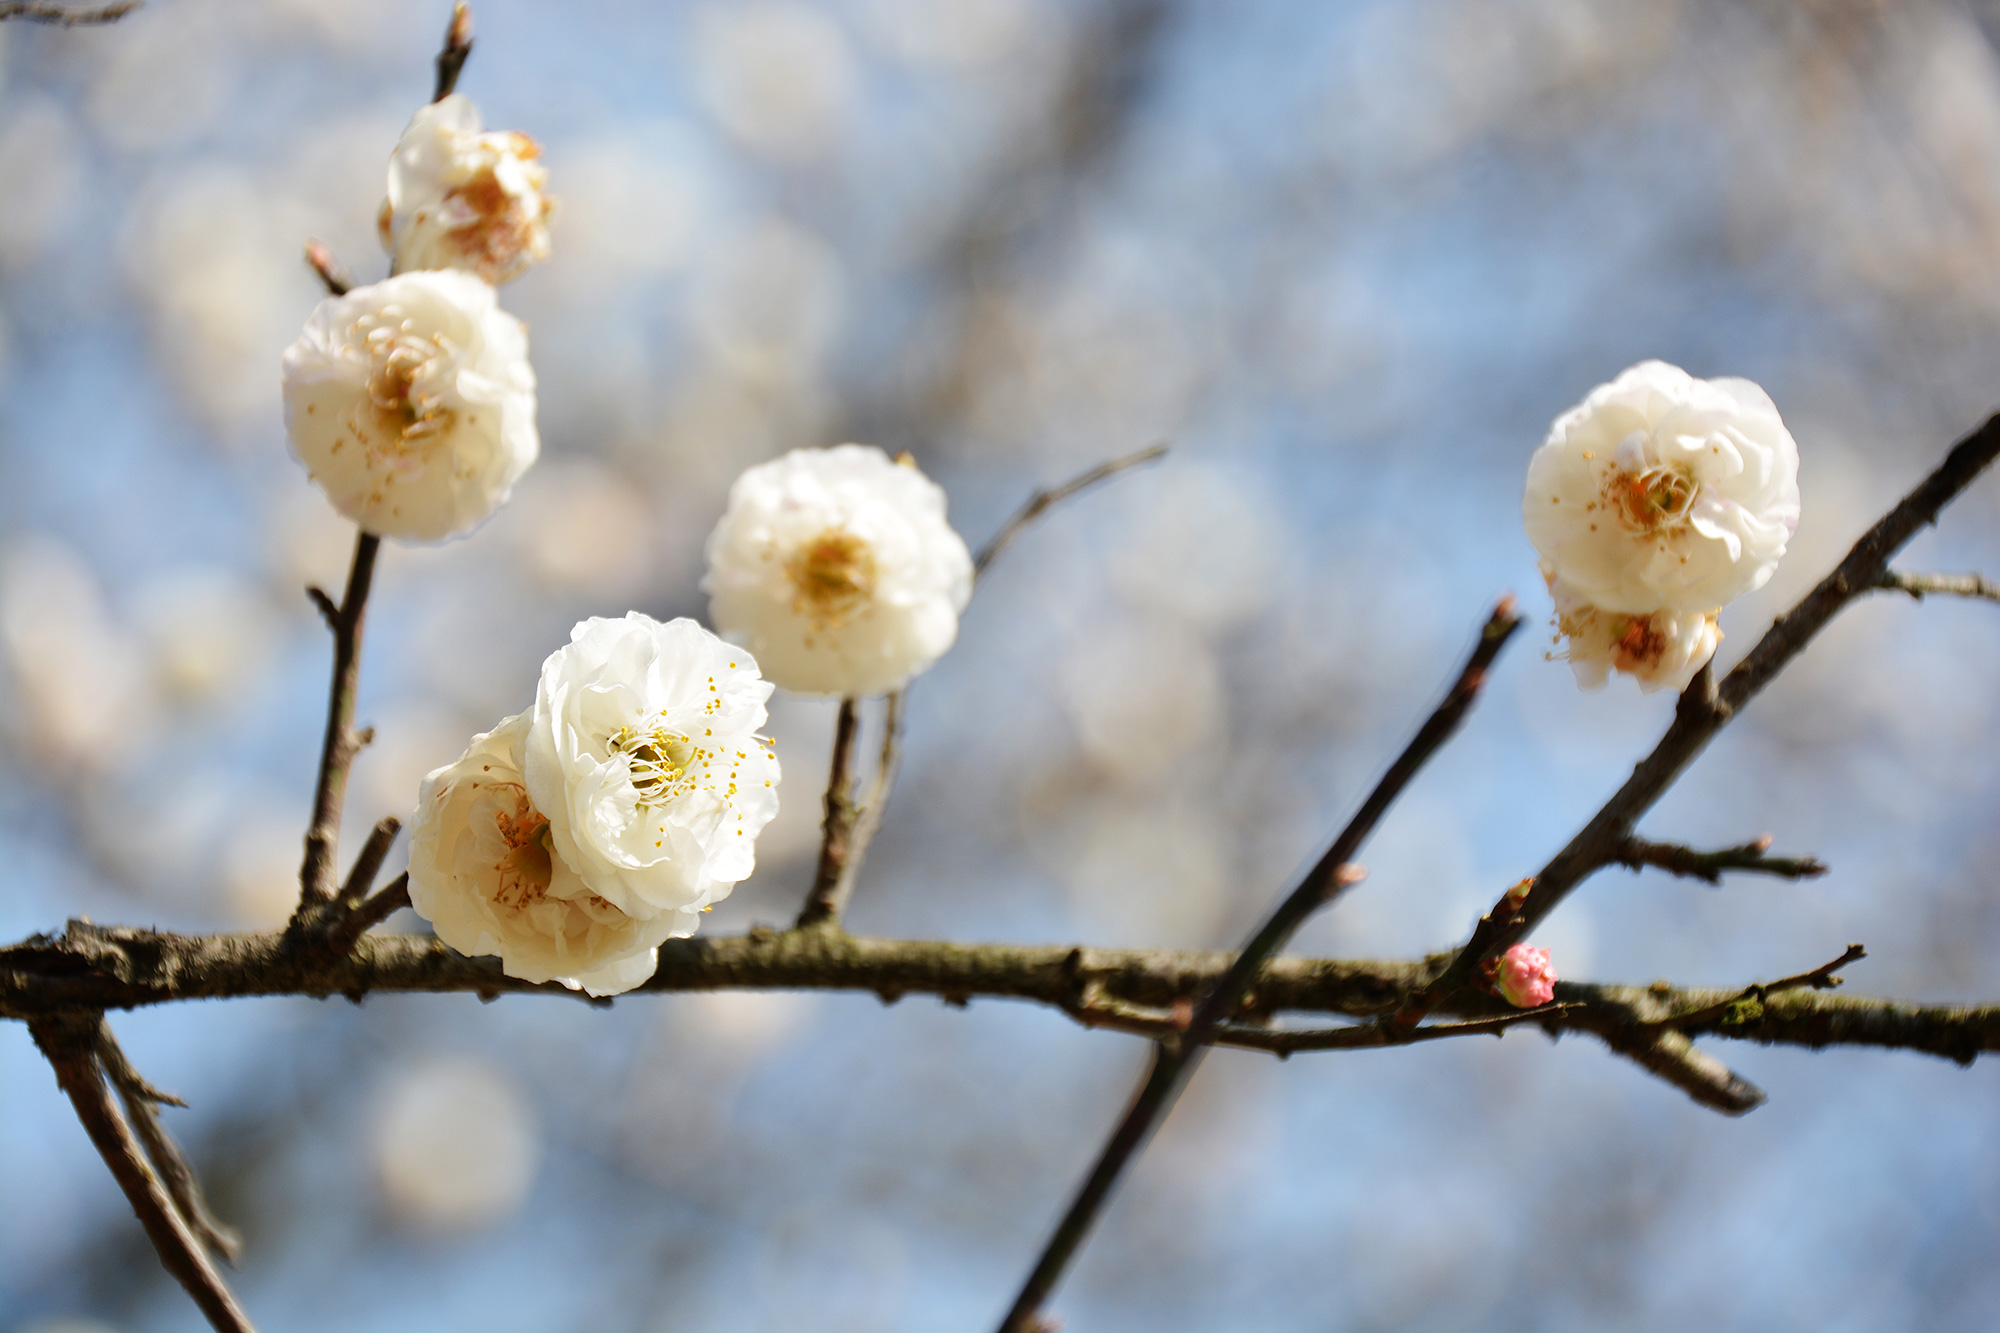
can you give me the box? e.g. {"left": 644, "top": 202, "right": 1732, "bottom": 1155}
{"left": 1876, "top": 568, "right": 2000, "bottom": 605}
{"left": 7, "top": 924, "right": 2000, "bottom": 1068}
{"left": 0, "top": 0, "right": 141, "bottom": 23}
{"left": 1398, "top": 410, "right": 2000, "bottom": 1030}
{"left": 93, "top": 1019, "right": 242, "bottom": 1264}
{"left": 796, "top": 697, "right": 862, "bottom": 929}
{"left": 433, "top": 1, "right": 473, "bottom": 103}
{"left": 1612, "top": 834, "right": 1827, "bottom": 884}
{"left": 28, "top": 1013, "right": 256, "bottom": 1333}
{"left": 996, "top": 598, "right": 1522, "bottom": 1333}
{"left": 325, "top": 872, "right": 411, "bottom": 958}
{"left": 293, "top": 530, "right": 380, "bottom": 918}
{"left": 972, "top": 443, "right": 1168, "bottom": 578}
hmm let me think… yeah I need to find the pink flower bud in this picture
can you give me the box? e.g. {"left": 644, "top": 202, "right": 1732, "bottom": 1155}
{"left": 1496, "top": 944, "right": 1556, "bottom": 1008}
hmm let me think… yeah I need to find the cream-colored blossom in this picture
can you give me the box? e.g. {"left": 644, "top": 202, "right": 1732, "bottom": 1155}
{"left": 1544, "top": 567, "right": 1721, "bottom": 695}
{"left": 703, "top": 445, "right": 973, "bottom": 696}
{"left": 523, "top": 613, "right": 781, "bottom": 918}
{"left": 378, "top": 94, "right": 553, "bottom": 284}
{"left": 408, "top": 713, "right": 678, "bottom": 996}
{"left": 1524, "top": 360, "right": 1799, "bottom": 616}
{"left": 281, "top": 270, "right": 537, "bottom": 542}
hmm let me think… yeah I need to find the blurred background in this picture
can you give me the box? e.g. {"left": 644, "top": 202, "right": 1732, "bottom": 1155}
{"left": 3, "top": 0, "right": 2000, "bottom": 1329}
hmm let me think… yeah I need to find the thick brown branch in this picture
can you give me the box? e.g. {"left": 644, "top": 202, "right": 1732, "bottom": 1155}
{"left": 6, "top": 924, "right": 2000, "bottom": 1069}
{"left": 1876, "top": 568, "right": 2000, "bottom": 605}
{"left": 1401, "top": 410, "right": 2000, "bottom": 1028}
{"left": 1612, "top": 834, "right": 1827, "bottom": 884}
{"left": 294, "top": 530, "right": 380, "bottom": 916}
{"left": 997, "top": 598, "right": 1521, "bottom": 1333}
{"left": 972, "top": 443, "right": 1168, "bottom": 579}
{"left": 28, "top": 1013, "right": 256, "bottom": 1333}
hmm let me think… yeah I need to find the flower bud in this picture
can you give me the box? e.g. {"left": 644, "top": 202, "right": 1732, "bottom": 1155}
{"left": 379, "top": 94, "right": 553, "bottom": 284}
{"left": 1496, "top": 943, "right": 1557, "bottom": 1009}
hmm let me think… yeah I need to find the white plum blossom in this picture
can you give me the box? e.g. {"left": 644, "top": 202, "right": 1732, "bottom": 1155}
{"left": 378, "top": 94, "right": 553, "bottom": 284}
{"left": 408, "top": 713, "right": 679, "bottom": 996}
{"left": 523, "top": 613, "right": 781, "bottom": 919}
{"left": 703, "top": 445, "right": 974, "bottom": 696}
{"left": 1543, "top": 566, "right": 1721, "bottom": 694}
{"left": 281, "top": 270, "right": 538, "bottom": 542}
{"left": 1524, "top": 360, "right": 1800, "bottom": 617}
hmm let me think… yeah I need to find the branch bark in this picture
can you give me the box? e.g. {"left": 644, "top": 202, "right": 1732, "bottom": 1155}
{"left": 1876, "top": 568, "right": 2000, "bottom": 605}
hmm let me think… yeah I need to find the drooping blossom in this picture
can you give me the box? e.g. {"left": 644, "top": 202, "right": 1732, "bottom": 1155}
{"left": 1523, "top": 360, "right": 1799, "bottom": 617}
{"left": 281, "top": 270, "right": 537, "bottom": 542}
{"left": 702, "top": 445, "right": 974, "bottom": 697}
{"left": 1543, "top": 566, "right": 1721, "bottom": 694}
{"left": 408, "top": 713, "right": 680, "bottom": 996}
{"left": 378, "top": 94, "right": 553, "bottom": 284}
{"left": 1496, "top": 943, "right": 1558, "bottom": 1009}
{"left": 522, "top": 613, "right": 781, "bottom": 919}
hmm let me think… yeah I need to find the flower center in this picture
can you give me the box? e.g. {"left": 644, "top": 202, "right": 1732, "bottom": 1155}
{"left": 360, "top": 319, "right": 455, "bottom": 452}
{"left": 608, "top": 723, "right": 698, "bottom": 809}
{"left": 1608, "top": 461, "right": 1698, "bottom": 534}
{"left": 786, "top": 527, "right": 876, "bottom": 628}
{"left": 492, "top": 805, "right": 556, "bottom": 912}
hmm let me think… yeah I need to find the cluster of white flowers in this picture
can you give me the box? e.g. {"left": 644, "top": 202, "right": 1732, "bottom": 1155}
{"left": 410, "top": 614, "right": 781, "bottom": 996}
{"left": 703, "top": 444, "right": 974, "bottom": 697}
{"left": 1523, "top": 360, "right": 1801, "bottom": 693}
{"left": 277, "top": 93, "right": 982, "bottom": 986}
{"left": 282, "top": 94, "right": 551, "bottom": 544}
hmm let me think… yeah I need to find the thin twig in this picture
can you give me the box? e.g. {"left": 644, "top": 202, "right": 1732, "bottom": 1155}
{"left": 1398, "top": 410, "right": 2000, "bottom": 1031}
{"left": 1651, "top": 943, "right": 1867, "bottom": 1030}
{"left": 94, "top": 1020, "right": 242, "bottom": 1264}
{"left": 796, "top": 698, "right": 863, "bottom": 929}
{"left": 294, "top": 530, "right": 381, "bottom": 917}
{"left": 972, "top": 443, "right": 1169, "bottom": 579}
{"left": 337, "top": 816, "right": 402, "bottom": 911}
{"left": 815, "top": 691, "right": 905, "bottom": 929}
{"left": 28, "top": 1013, "right": 257, "bottom": 1333}
{"left": 433, "top": 2, "right": 473, "bottom": 102}
{"left": 0, "top": 0, "right": 140, "bottom": 23}
{"left": 996, "top": 598, "right": 1522, "bottom": 1333}
{"left": 1071, "top": 987, "right": 1579, "bottom": 1054}
{"left": 1876, "top": 568, "right": 2000, "bottom": 605}
{"left": 303, "top": 239, "right": 353, "bottom": 298}
{"left": 327, "top": 873, "right": 412, "bottom": 956}
{"left": 1612, "top": 835, "right": 1827, "bottom": 885}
